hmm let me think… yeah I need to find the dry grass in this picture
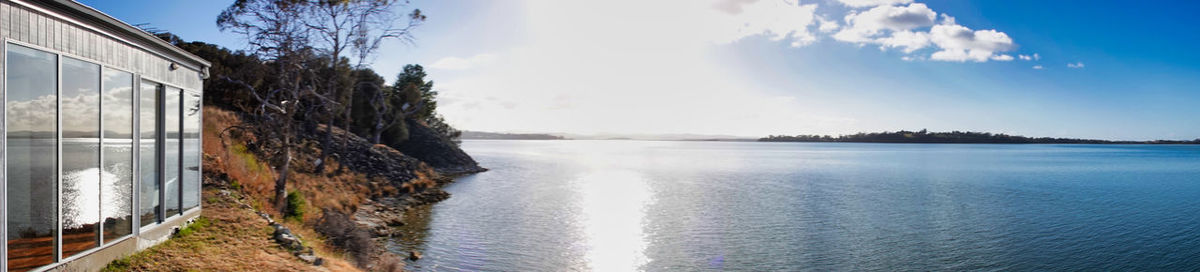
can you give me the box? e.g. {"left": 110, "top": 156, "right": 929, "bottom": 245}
{"left": 203, "top": 108, "right": 278, "bottom": 212}
{"left": 113, "top": 107, "right": 439, "bottom": 271}
{"left": 102, "top": 188, "right": 359, "bottom": 271}
{"left": 105, "top": 107, "right": 368, "bottom": 271}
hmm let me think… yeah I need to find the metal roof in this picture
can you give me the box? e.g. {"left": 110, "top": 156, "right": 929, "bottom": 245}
{"left": 34, "top": 0, "right": 213, "bottom": 68}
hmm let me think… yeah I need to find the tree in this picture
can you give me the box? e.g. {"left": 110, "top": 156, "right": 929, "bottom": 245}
{"left": 302, "top": 0, "right": 426, "bottom": 171}
{"left": 218, "top": 0, "right": 322, "bottom": 213}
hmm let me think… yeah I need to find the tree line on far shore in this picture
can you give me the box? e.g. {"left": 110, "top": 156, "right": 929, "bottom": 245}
{"left": 760, "top": 129, "right": 1200, "bottom": 144}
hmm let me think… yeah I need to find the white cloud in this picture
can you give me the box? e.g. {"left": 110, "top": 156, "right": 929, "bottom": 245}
{"left": 712, "top": 0, "right": 759, "bottom": 14}
{"left": 1018, "top": 53, "right": 1040, "bottom": 61}
{"left": 827, "top": 4, "right": 1017, "bottom": 62}
{"left": 1068, "top": 62, "right": 1085, "bottom": 68}
{"left": 817, "top": 16, "right": 840, "bottom": 33}
{"left": 837, "top": 0, "right": 914, "bottom": 8}
{"left": 1032, "top": 65, "right": 1044, "bottom": 69}
{"left": 927, "top": 15, "right": 1015, "bottom": 62}
{"left": 430, "top": 54, "right": 498, "bottom": 70}
{"left": 877, "top": 30, "right": 929, "bottom": 53}
{"left": 833, "top": 3, "right": 937, "bottom": 43}
{"left": 712, "top": 0, "right": 820, "bottom": 47}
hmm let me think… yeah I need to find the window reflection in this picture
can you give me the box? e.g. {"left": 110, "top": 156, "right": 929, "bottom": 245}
{"left": 4, "top": 44, "right": 203, "bottom": 268}
{"left": 61, "top": 57, "right": 102, "bottom": 258}
{"left": 164, "top": 88, "right": 182, "bottom": 217}
{"left": 102, "top": 68, "right": 135, "bottom": 242}
{"left": 6, "top": 44, "right": 58, "bottom": 271}
{"left": 182, "top": 91, "right": 202, "bottom": 211}
{"left": 139, "top": 81, "right": 161, "bottom": 226}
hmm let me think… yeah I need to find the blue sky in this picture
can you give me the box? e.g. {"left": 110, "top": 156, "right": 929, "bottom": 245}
{"left": 79, "top": 0, "right": 1200, "bottom": 140}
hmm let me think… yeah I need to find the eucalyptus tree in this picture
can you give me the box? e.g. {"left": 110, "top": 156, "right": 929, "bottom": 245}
{"left": 302, "top": 0, "right": 426, "bottom": 171}
{"left": 218, "top": 0, "right": 322, "bottom": 213}
{"left": 216, "top": 0, "right": 426, "bottom": 212}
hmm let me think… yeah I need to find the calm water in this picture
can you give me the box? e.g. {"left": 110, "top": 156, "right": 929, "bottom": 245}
{"left": 391, "top": 140, "right": 1200, "bottom": 271}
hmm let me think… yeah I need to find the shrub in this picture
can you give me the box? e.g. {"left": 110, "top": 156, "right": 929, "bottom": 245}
{"left": 285, "top": 190, "right": 307, "bottom": 222}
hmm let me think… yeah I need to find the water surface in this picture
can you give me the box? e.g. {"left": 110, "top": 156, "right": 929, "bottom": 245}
{"left": 392, "top": 140, "right": 1200, "bottom": 271}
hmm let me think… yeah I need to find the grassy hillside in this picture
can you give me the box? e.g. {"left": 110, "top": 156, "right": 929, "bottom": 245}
{"left": 107, "top": 106, "right": 456, "bottom": 271}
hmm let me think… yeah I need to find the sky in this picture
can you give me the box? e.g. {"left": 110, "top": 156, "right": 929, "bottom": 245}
{"left": 78, "top": 0, "right": 1200, "bottom": 141}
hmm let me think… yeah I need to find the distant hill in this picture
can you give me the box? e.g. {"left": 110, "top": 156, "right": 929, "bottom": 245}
{"left": 761, "top": 130, "right": 1200, "bottom": 144}
{"left": 461, "top": 131, "right": 567, "bottom": 140}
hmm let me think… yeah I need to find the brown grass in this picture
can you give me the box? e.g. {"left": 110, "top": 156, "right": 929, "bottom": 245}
{"left": 203, "top": 108, "right": 278, "bottom": 212}
{"left": 103, "top": 188, "right": 359, "bottom": 271}
{"left": 108, "top": 107, "right": 371, "bottom": 271}
{"left": 116, "top": 106, "right": 440, "bottom": 271}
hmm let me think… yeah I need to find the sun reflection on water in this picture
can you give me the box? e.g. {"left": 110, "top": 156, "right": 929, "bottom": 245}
{"left": 576, "top": 169, "right": 652, "bottom": 271}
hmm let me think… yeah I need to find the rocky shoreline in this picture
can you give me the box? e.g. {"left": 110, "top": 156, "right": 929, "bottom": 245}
{"left": 350, "top": 173, "right": 471, "bottom": 270}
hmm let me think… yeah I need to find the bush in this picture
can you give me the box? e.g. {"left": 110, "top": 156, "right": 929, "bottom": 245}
{"left": 285, "top": 191, "right": 307, "bottom": 222}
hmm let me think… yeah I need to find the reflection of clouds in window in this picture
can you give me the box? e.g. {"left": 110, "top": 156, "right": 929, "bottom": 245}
{"left": 6, "top": 44, "right": 59, "bottom": 268}
{"left": 7, "top": 94, "right": 57, "bottom": 132}
{"left": 102, "top": 68, "right": 136, "bottom": 240}
{"left": 61, "top": 92, "right": 101, "bottom": 134}
{"left": 9, "top": 92, "right": 112, "bottom": 134}
{"left": 103, "top": 69, "right": 135, "bottom": 136}
{"left": 6, "top": 45, "right": 57, "bottom": 102}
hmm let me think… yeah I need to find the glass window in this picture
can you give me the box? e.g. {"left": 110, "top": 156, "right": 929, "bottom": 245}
{"left": 60, "top": 57, "right": 101, "bottom": 258}
{"left": 101, "top": 68, "right": 135, "bottom": 242}
{"left": 164, "top": 88, "right": 182, "bottom": 217}
{"left": 182, "top": 91, "right": 201, "bottom": 211}
{"left": 139, "top": 80, "right": 160, "bottom": 227}
{"left": 6, "top": 44, "right": 58, "bottom": 271}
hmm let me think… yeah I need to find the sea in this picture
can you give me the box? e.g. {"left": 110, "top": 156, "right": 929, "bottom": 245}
{"left": 391, "top": 140, "right": 1200, "bottom": 271}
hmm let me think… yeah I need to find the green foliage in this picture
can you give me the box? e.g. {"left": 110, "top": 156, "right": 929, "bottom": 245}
{"left": 285, "top": 190, "right": 307, "bottom": 222}
{"left": 350, "top": 68, "right": 388, "bottom": 137}
{"left": 103, "top": 217, "right": 213, "bottom": 271}
{"left": 347, "top": 64, "right": 460, "bottom": 147}
{"left": 229, "top": 179, "right": 243, "bottom": 191}
{"left": 175, "top": 217, "right": 212, "bottom": 238}
{"left": 102, "top": 257, "right": 133, "bottom": 272}
{"left": 171, "top": 41, "right": 270, "bottom": 112}
{"left": 230, "top": 143, "right": 262, "bottom": 173}
{"left": 426, "top": 114, "right": 462, "bottom": 146}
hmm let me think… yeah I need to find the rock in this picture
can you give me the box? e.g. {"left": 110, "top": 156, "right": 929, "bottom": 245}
{"left": 272, "top": 224, "right": 305, "bottom": 252}
{"left": 408, "top": 250, "right": 422, "bottom": 261}
{"left": 303, "top": 124, "right": 432, "bottom": 189}
{"left": 394, "top": 119, "right": 486, "bottom": 175}
{"left": 298, "top": 254, "right": 318, "bottom": 263}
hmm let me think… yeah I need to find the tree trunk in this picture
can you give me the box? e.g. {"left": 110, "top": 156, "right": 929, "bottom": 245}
{"left": 338, "top": 92, "right": 354, "bottom": 172}
{"left": 275, "top": 137, "right": 292, "bottom": 214}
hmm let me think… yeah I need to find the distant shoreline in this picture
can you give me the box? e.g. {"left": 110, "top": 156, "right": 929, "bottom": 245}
{"left": 460, "top": 131, "right": 567, "bottom": 140}
{"left": 760, "top": 130, "right": 1200, "bottom": 145}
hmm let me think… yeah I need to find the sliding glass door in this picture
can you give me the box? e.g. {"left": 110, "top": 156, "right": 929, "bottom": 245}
{"left": 164, "top": 88, "right": 181, "bottom": 217}
{"left": 182, "top": 91, "right": 201, "bottom": 211}
{"left": 138, "top": 81, "right": 161, "bottom": 227}
{"left": 6, "top": 43, "right": 59, "bottom": 272}
{"left": 60, "top": 57, "right": 101, "bottom": 258}
{"left": 101, "top": 69, "right": 135, "bottom": 243}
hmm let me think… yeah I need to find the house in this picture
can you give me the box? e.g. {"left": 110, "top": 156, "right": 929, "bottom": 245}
{"left": 0, "top": 0, "right": 209, "bottom": 271}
